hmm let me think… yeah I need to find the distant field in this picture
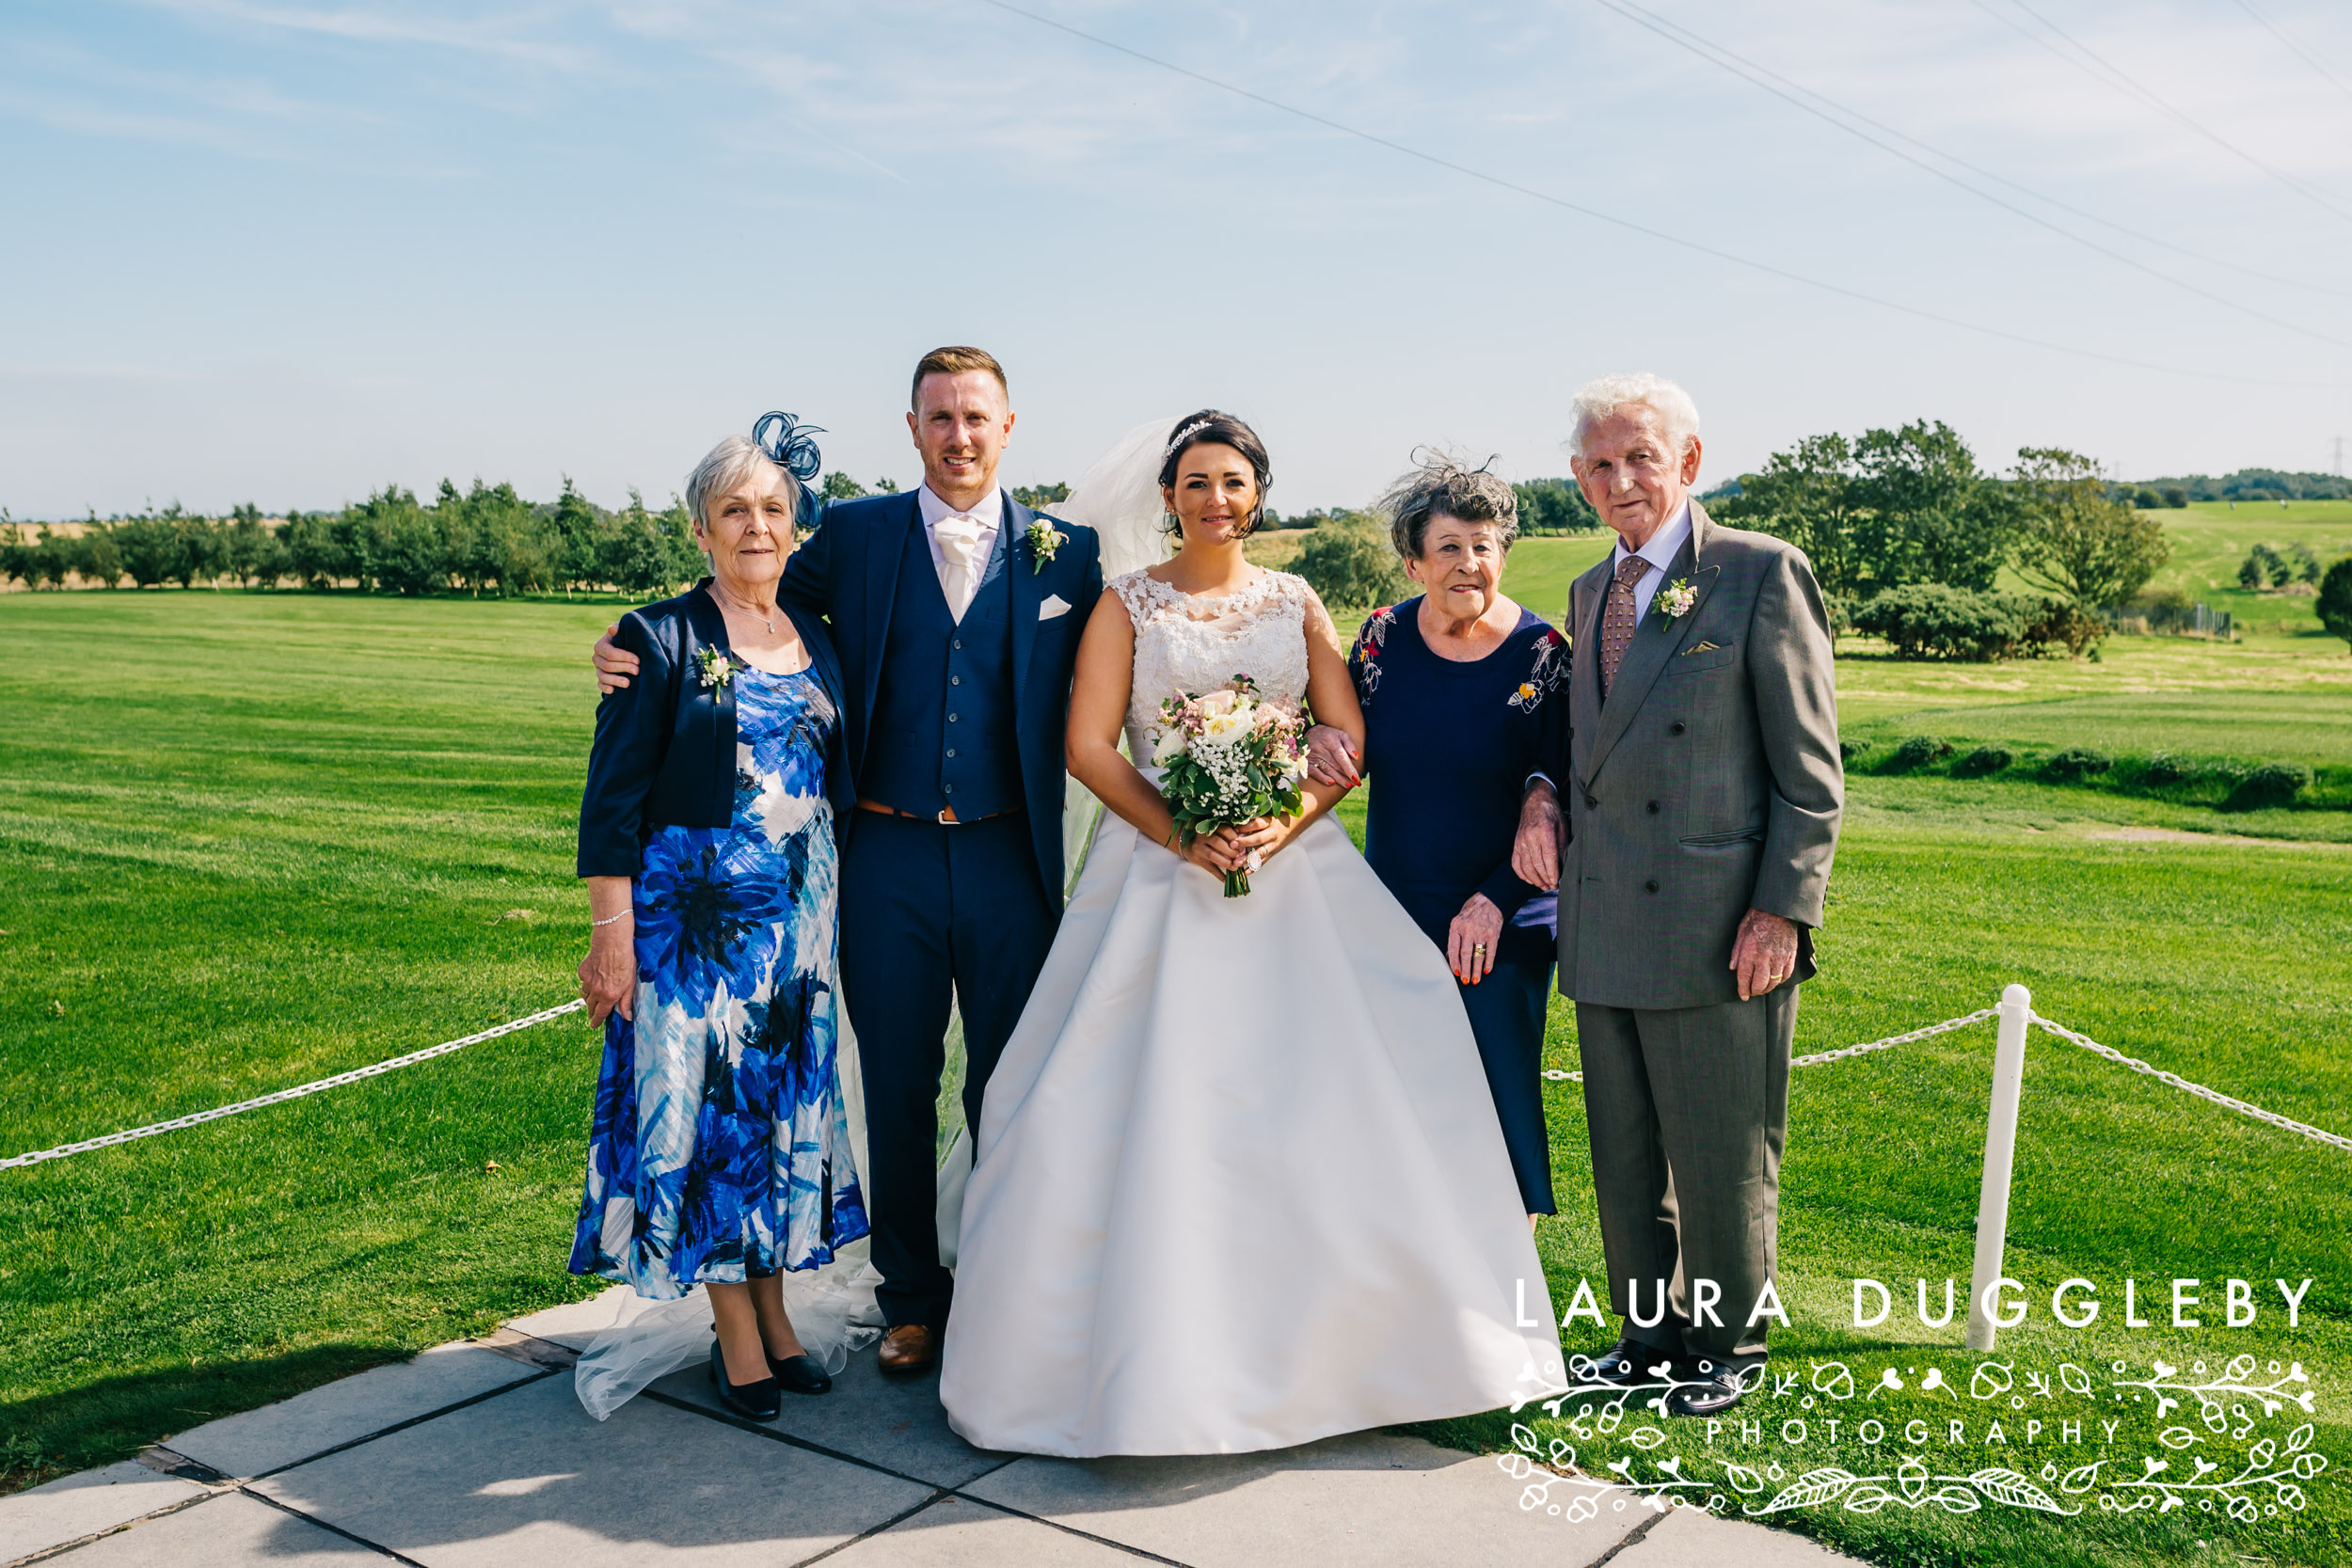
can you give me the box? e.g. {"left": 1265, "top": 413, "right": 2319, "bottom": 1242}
{"left": 2137, "top": 499, "right": 2352, "bottom": 639}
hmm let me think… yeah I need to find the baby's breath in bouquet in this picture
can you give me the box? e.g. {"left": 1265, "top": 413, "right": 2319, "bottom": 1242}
{"left": 1149, "top": 673, "right": 1311, "bottom": 897}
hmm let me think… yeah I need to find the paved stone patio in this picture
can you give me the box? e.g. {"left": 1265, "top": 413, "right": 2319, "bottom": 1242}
{"left": 4, "top": 1291, "right": 1864, "bottom": 1566}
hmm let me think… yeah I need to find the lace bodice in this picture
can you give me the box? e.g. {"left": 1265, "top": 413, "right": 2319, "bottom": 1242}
{"left": 1111, "top": 568, "right": 1313, "bottom": 756}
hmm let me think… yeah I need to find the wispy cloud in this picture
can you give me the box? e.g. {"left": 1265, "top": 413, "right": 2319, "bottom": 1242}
{"left": 122, "top": 0, "right": 605, "bottom": 71}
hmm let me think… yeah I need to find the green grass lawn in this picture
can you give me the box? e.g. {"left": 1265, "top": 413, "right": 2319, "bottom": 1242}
{"left": 3, "top": 588, "right": 2345, "bottom": 1568}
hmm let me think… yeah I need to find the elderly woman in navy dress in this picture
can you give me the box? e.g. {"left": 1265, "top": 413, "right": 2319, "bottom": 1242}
{"left": 574, "top": 420, "right": 867, "bottom": 1422}
{"left": 1309, "top": 454, "right": 1567, "bottom": 1223}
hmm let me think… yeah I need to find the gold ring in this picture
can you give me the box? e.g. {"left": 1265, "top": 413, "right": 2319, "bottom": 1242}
{"left": 1472, "top": 943, "right": 1486, "bottom": 954}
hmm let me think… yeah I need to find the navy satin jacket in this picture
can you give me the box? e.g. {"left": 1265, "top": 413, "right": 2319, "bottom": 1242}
{"left": 576, "top": 582, "right": 853, "bottom": 879}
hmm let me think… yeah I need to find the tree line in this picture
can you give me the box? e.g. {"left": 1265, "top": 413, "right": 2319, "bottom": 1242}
{"left": 2, "top": 480, "right": 708, "bottom": 597}
{"left": 1704, "top": 420, "right": 2176, "bottom": 659}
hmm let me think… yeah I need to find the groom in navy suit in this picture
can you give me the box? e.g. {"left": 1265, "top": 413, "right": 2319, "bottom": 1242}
{"left": 596, "top": 348, "right": 1101, "bottom": 1373}
{"left": 785, "top": 347, "right": 1101, "bottom": 1370}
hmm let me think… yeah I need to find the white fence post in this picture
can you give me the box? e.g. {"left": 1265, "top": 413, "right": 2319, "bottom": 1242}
{"left": 1965, "top": 984, "right": 2033, "bottom": 1351}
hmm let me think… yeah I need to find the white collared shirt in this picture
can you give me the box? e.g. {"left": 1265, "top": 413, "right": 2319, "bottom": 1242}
{"left": 1609, "top": 499, "right": 1693, "bottom": 624}
{"left": 915, "top": 483, "right": 1005, "bottom": 578}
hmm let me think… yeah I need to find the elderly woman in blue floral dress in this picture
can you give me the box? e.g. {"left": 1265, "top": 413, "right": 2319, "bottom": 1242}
{"left": 1308, "top": 454, "right": 1569, "bottom": 1224}
{"left": 574, "top": 417, "right": 867, "bottom": 1421}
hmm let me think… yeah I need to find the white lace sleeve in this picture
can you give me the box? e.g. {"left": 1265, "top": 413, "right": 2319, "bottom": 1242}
{"left": 1109, "top": 568, "right": 1162, "bottom": 626}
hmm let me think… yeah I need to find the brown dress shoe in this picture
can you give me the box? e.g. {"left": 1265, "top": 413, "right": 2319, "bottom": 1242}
{"left": 877, "top": 1324, "right": 938, "bottom": 1375}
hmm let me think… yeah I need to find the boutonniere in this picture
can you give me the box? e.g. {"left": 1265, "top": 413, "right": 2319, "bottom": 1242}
{"left": 1654, "top": 577, "right": 1697, "bottom": 624}
{"left": 1025, "top": 518, "right": 1069, "bottom": 574}
{"left": 695, "top": 647, "right": 737, "bottom": 689}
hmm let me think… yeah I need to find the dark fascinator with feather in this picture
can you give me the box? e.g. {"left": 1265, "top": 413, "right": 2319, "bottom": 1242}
{"left": 753, "top": 410, "right": 825, "bottom": 523}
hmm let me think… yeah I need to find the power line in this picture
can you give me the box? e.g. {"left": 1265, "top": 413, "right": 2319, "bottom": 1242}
{"left": 1594, "top": 0, "right": 2351, "bottom": 300}
{"left": 2233, "top": 0, "right": 2352, "bottom": 107}
{"left": 1979, "top": 0, "right": 2352, "bottom": 227}
{"left": 973, "top": 0, "right": 2348, "bottom": 391}
{"left": 1587, "top": 0, "right": 2352, "bottom": 347}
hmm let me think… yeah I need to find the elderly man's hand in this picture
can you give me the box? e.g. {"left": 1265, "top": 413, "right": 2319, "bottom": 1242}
{"left": 593, "top": 624, "right": 639, "bottom": 693}
{"left": 1447, "top": 893, "right": 1504, "bottom": 984}
{"left": 1729, "top": 909, "right": 1800, "bottom": 1001}
{"left": 1304, "top": 724, "right": 1359, "bottom": 788}
{"left": 1512, "top": 780, "right": 1562, "bottom": 891}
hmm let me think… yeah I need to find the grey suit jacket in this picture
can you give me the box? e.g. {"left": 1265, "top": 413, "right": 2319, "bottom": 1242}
{"left": 1556, "top": 501, "right": 1843, "bottom": 1010}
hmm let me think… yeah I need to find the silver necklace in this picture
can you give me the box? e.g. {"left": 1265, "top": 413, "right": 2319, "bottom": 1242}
{"left": 718, "top": 583, "right": 776, "bottom": 634}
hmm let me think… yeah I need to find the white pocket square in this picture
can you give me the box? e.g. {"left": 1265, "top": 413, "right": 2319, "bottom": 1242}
{"left": 1039, "top": 594, "right": 1072, "bottom": 621}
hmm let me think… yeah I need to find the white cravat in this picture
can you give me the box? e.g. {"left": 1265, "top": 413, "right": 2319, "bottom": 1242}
{"left": 933, "top": 513, "right": 987, "bottom": 622}
{"left": 917, "top": 484, "right": 1002, "bottom": 624}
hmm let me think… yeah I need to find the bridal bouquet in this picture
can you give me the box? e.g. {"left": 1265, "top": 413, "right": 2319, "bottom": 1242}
{"left": 1149, "top": 674, "right": 1311, "bottom": 897}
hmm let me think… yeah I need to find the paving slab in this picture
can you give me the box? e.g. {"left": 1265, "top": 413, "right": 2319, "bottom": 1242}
{"left": 504, "top": 1286, "right": 642, "bottom": 1352}
{"left": 0, "top": 1461, "right": 205, "bottom": 1563}
{"left": 1610, "top": 1502, "right": 1859, "bottom": 1564}
{"left": 649, "top": 1347, "right": 1007, "bottom": 1491}
{"left": 963, "top": 1431, "right": 1629, "bottom": 1568}
{"left": 824, "top": 1495, "right": 1137, "bottom": 1566}
{"left": 251, "top": 1370, "right": 933, "bottom": 1568}
{"left": 166, "top": 1344, "right": 546, "bottom": 1480}
{"left": 41, "top": 1490, "right": 379, "bottom": 1566}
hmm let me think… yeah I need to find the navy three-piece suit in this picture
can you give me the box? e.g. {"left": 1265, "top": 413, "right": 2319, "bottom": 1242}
{"left": 778, "top": 489, "right": 1103, "bottom": 1329}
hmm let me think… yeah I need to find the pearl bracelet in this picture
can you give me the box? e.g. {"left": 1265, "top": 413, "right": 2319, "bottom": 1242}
{"left": 591, "top": 911, "right": 628, "bottom": 927}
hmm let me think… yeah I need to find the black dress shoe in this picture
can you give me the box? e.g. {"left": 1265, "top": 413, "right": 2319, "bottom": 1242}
{"left": 709, "top": 1338, "right": 782, "bottom": 1420}
{"left": 1665, "top": 1354, "right": 1768, "bottom": 1418}
{"left": 1575, "top": 1337, "right": 1678, "bottom": 1388}
{"left": 767, "top": 1350, "right": 833, "bottom": 1395}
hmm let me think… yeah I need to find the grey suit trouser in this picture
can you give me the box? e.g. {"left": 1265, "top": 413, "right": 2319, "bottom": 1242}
{"left": 1576, "top": 987, "right": 1796, "bottom": 1361}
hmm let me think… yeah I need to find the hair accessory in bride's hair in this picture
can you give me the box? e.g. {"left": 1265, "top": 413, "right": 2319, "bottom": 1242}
{"left": 1164, "top": 419, "right": 1217, "bottom": 456}
{"left": 751, "top": 411, "right": 826, "bottom": 482}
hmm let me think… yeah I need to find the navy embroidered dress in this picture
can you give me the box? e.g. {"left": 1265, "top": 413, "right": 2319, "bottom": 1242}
{"left": 571, "top": 665, "right": 868, "bottom": 1296}
{"left": 1347, "top": 597, "right": 1569, "bottom": 1214}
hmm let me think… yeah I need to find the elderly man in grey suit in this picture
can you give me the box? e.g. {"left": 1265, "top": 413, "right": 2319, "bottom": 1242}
{"left": 1516, "top": 372, "right": 1842, "bottom": 1418}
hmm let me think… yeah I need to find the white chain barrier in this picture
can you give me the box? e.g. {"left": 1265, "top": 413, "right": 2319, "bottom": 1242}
{"left": 2029, "top": 1011, "right": 2352, "bottom": 1155}
{"left": 8, "top": 990, "right": 2344, "bottom": 1171}
{"left": 0, "top": 999, "right": 589, "bottom": 1171}
{"left": 1544, "top": 1001, "right": 2348, "bottom": 1155}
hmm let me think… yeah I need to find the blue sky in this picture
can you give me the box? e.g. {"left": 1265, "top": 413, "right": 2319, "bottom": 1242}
{"left": 5, "top": 0, "right": 2350, "bottom": 517}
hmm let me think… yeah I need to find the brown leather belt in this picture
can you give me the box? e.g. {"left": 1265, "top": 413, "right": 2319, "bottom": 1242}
{"left": 856, "top": 799, "right": 1020, "bottom": 826}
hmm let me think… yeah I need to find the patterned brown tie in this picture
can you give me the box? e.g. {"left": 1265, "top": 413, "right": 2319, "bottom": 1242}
{"left": 1599, "top": 552, "right": 1652, "bottom": 696}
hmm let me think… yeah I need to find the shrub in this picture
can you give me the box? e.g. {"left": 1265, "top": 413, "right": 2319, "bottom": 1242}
{"left": 1851, "top": 584, "right": 2034, "bottom": 661}
{"left": 2018, "top": 597, "right": 2106, "bottom": 657}
{"left": 2141, "top": 752, "right": 2190, "bottom": 785}
{"left": 2226, "top": 762, "right": 2311, "bottom": 812}
{"left": 1293, "top": 513, "right": 1408, "bottom": 610}
{"left": 2129, "top": 587, "right": 2195, "bottom": 634}
{"left": 2319, "top": 557, "right": 2352, "bottom": 654}
{"left": 1887, "top": 736, "right": 1952, "bottom": 771}
{"left": 2045, "top": 747, "right": 2113, "bottom": 781}
{"left": 2162, "top": 486, "right": 2188, "bottom": 508}
{"left": 1837, "top": 739, "right": 1862, "bottom": 764}
{"left": 1955, "top": 745, "right": 2012, "bottom": 776}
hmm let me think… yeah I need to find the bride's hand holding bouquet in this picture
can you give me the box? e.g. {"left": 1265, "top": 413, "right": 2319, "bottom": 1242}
{"left": 1150, "top": 673, "right": 1311, "bottom": 896}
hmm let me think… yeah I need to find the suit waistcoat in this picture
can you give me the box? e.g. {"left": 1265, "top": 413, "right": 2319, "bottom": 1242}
{"left": 860, "top": 511, "right": 1024, "bottom": 818}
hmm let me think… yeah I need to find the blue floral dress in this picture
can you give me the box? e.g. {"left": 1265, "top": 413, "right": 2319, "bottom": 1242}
{"left": 570, "top": 664, "right": 868, "bottom": 1297}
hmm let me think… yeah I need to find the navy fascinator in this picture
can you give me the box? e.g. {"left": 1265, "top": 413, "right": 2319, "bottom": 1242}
{"left": 752, "top": 411, "right": 825, "bottom": 483}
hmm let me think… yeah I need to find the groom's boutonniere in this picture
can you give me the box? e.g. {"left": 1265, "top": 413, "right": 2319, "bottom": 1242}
{"left": 1654, "top": 577, "right": 1697, "bottom": 624}
{"left": 1025, "top": 518, "right": 1069, "bottom": 574}
{"left": 695, "top": 647, "right": 736, "bottom": 689}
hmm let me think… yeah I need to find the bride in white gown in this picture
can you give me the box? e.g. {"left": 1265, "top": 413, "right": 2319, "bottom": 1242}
{"left": 939, "top": 411, "right": 1563, "bottom": 1457}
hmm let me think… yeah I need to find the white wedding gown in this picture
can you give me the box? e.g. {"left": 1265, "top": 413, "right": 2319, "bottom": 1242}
{"left": 939, "top": 568, "right": 1563, "bottom": 1457}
